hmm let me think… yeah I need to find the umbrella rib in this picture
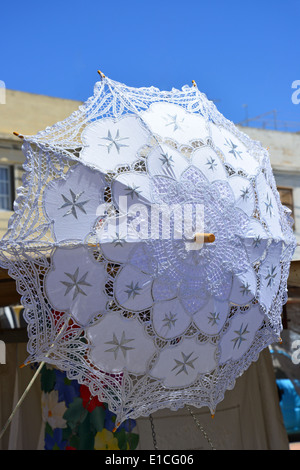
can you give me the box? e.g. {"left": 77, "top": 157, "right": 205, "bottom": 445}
{"left": 0, "top": 319, "right": 69, "bottom": 441}
{"left": 0, "top": 360, "right": 45, "bottom": 441}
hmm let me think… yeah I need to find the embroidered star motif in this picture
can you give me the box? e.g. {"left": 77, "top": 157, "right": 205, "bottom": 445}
{"left": 225, "top": 138, "right": 243, "bottom": 159}
{"left": 208, "top": 311, "right": 220, "bottom": 326}
{"left": 264, "top": 193, "right": 273, "bottom": 217}
{"left": 265, "top": 265, "right": 277, "bottom": 287}
{"left": 164, "top": 114, "right": 184, "bottom": 132}
{"left": 171, "top": 351, "right": 198, "bottom": 376}
{"left": 240, "top": 282, "right": 251, "bottom": 296}
{"left": 124, "top": 184, "right": 141, "bottom": 199}
{"left": 112, "top": 233, "right": 126, "bottom": 247}
{"left": 162, "top": 312, "right": 177, "bottom": 329}
{"left": 59, "top": 189, "right": 89, "bottom": 219}
{"left": 240, "top": 187, "right": 250, "bottom": 201}
{"left": 231, "top": 323, "right": 250, "bottom": 349}
{"left": 206, "top": 157, "right": 217, "bottom": 171}
{"left": 60, "top": 267, "right": 92, "bottom": 300}
{"left": 99, "top": 129, "right": 129, "bottom": 154}
{"left": 159, "top": 152, "right": 174, "bottom": 168}
{"left": 252, "top": 235, "right": 262, "bottom": 248}
{"left": 124, "top": 281, "right": 142, "bottom": 299}
{"left": 104, "top": 331, "right": 135, "bottom": 359}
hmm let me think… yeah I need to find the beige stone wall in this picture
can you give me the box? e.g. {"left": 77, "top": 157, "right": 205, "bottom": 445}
{"left": 0, "top": 211, "right": 12, "bottom": 239}
{"left": 0, "top": 89, "right": 82, "bottom": 140}
{"left": 0, "top": 90, "right": 81, "bottom": 238}
{"left": 237, "top": 125, "right": 300, "bottom": 173}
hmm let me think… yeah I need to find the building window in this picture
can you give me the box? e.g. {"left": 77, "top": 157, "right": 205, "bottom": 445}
{"left": 0, "top": 166, "right": 13, "bottom": 211}
{"left": 277, "top": 187, "right": 295, "bottom": 229}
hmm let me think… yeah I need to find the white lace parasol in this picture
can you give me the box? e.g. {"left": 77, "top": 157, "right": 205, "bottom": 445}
{"left": 1, "top": 73, "right": 296, "bottom": 427}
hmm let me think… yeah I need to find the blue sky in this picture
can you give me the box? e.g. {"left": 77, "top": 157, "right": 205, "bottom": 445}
{"left": 1, "top": 0, "right": 300, "bottom": 128}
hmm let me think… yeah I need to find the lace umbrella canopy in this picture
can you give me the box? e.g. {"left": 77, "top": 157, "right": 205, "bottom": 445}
{"left": 1, "top": 74, "right": 296, "bottom": 427}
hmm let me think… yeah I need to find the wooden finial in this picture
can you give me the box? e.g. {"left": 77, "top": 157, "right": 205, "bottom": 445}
{"left": 194, "top": 233, "right": 215, "bottom": 243}
{"left": 13, "top": 132, "right": 24, "bottom": 139}
{"left": 112, "top": 422, "right": 120, "bottom": 432}
{"left": 19, "top": 361, "right": 28, "bottom": 369}
{"left": 192, "top": 80, "right": 197, "bottom": 87}
{"left": 97, "top": 70, "right": 105, "bottom": 79}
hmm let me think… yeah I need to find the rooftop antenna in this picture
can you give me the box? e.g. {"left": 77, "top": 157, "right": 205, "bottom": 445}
{"left": 242, "top": 104, "right": 249, "bottom": 126}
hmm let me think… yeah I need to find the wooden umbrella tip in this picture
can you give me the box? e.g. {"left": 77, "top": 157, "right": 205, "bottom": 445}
{"left": 97, "top": 70, "right": 105, "bottom": 78}
{"left": 112, "top": 422, "right": 120, "bottom": 432}
{"left": 13, "top": 132, "right": 24, "bottom": 139}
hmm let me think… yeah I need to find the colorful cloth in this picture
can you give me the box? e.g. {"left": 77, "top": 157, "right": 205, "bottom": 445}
{"left": 40, "top": 365, "right": 139, "bottom": 450}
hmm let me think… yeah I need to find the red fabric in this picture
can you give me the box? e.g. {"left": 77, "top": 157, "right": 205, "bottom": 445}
{"left": 80, "top": 384, "right": 105, "bottom": 412}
